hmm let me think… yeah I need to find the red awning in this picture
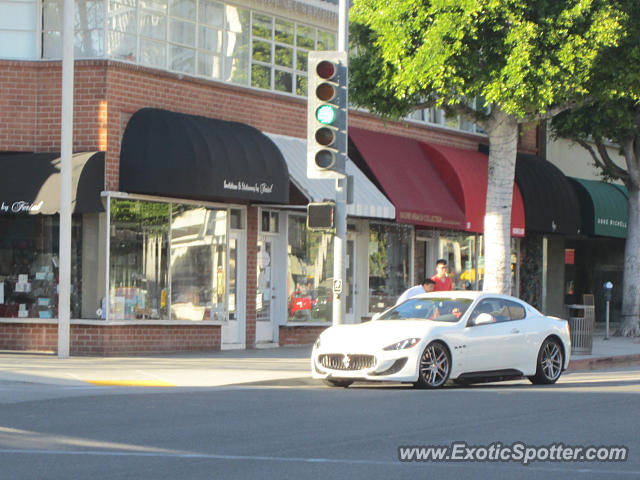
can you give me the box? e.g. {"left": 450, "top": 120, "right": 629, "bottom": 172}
{"left": 420, "top": 143, "right": 525, "bottom": 237}
{"left": 349, "top": 128, "right": 465, "bottom": 229}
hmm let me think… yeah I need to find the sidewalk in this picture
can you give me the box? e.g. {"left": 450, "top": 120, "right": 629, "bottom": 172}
{"left": 0, "top": 326, "right": 639, "bottom": 388}
{"left": 568, "top": 325, "right": 640, "bottom": 370}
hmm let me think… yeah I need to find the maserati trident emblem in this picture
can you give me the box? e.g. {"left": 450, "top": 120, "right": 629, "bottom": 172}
{"left": 342, "top": 355, "right": 350, "bottom": 369}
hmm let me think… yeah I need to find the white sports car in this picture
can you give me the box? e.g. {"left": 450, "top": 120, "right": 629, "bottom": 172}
{"left": 311, "top": 291, "right": 571, "bottom": 388}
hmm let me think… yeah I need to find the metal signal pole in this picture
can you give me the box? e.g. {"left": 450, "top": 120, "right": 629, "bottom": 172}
{"left": 332, "top": 0, "right": 348, "bottom": 326}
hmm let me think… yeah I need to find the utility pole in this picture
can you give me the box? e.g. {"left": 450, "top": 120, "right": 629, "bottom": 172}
{"left": 332, "top": 0, "right": 348, "bottom": 325}
{"left": 58, "top": 0, "right": 74, "bottom": 358}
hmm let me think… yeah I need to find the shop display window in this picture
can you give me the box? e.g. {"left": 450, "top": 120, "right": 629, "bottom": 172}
{"left": 368, "top": 223, "right": 411, "bottom": 313}
{"left": 109, "top": 198, "right": 228, "bottom": 321}
{"left": 286, "top": 215, "right": 333, "bottom": 322}
{"left": 0, "top": 215, "right": 82, "bottom": 319}
{"left": 438, "top": 233, "right": 519, "bottom": 294}
{"left": 438, "top": 233, "right": 479, "bottom": 290}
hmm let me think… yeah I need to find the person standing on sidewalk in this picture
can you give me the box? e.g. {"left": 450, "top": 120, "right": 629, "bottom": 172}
{"left": 396, "top": 278, "right": 436, "bottom": 304}
{"left": 431, "top": 259, "right": 453, "bottom": 291}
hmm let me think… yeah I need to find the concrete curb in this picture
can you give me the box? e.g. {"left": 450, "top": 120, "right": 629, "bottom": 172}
{"left": 568, "top": 353, "right": 640, "bottom": 372}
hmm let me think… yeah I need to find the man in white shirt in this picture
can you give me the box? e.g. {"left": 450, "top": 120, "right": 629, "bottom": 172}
{"left": 396, "top": 278, "right": 436, "bottom": 305}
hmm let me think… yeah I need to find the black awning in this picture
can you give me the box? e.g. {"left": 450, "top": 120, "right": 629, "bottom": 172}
{"left": 0, "top": 152, "right": 104, "bottom": 215}
{"left": 515, "top": 153, "right": 581, "bottom": 235}
{"left": 119, "top": 108, "right": 289, "bottom": 204}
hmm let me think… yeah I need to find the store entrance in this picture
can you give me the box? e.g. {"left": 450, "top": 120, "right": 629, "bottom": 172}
{"left": 222, "top": 231, "right": 245, "bottom": 349}
{"left": 255, "top": 236, "right": 275, "bottom": 344}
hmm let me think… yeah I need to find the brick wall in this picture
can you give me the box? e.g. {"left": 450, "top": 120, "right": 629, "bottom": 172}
{"left": 246, "top": 207, "right": 258, "bottom": 347}
{"left": 279, "top": 325, "right": 328, "bottom": 346}
{"left": 0, "top": 323, "right": 221, "bottom": 355}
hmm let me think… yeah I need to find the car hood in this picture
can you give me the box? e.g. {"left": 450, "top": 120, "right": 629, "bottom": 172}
{"left": 318, "top": 320, "right": 446, "bottom": 351}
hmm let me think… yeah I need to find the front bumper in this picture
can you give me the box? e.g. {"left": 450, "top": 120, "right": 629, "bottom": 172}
{"left": 311, "top": 348, "right": 421, "bottom": 383}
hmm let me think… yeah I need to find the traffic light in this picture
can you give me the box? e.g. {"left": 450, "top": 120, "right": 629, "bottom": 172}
{"left": 307, "top": 201, "right": 335, "bottom": 230}
{"left": 307, "top": 51, "right": 347, "bottom": 179}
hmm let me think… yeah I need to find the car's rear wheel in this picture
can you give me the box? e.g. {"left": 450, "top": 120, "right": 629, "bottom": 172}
{"left": 323, "top": 378, "right": 353, "bottom": 388}
{"left": 414, "top": 341, "right": 450, "bottom": 389}
{"left": 529, "top": 337, "right": 564, "bottom": 385}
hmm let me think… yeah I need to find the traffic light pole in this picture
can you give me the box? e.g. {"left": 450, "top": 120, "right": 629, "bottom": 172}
{"left": 332, "top": 0, "right": 348, "bottom": 326}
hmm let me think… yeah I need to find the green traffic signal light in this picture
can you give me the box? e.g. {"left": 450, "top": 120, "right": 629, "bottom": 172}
{"left": 316, "top": 105, "right": 336, "bottom": 124}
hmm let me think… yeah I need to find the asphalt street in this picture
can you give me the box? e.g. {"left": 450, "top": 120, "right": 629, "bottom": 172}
{"left": 0, "top": 367, "right": 639, "bottom": 479}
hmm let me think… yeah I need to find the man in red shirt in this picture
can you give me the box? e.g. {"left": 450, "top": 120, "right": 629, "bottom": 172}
{"left": 431, "top": 259, "right": 453, "bottom": 291}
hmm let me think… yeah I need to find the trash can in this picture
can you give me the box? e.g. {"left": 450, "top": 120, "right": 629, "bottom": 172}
{"left": 564, "top": 304, "right": 595, "bottom": 355}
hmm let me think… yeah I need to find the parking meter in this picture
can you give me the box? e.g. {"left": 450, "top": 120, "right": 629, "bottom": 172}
{"left": 604, "top": 281, "right": 613, "bottom": 339}
{"left": 604, "top": 281, "right": 613, "bottom": 301}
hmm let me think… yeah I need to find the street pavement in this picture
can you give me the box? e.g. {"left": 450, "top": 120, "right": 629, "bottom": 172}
{"left": 0, "top": 325, "right": 639, "bottom": 389}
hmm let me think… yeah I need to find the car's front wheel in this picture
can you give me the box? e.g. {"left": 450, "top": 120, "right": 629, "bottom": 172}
{"left": 323, "top": 378, "right": 353, "bottom": 388}
{"left": 529, "top": 337, "right": 564, "bottom": 385}
{"left": 414, "top": 341, "right": 451, "bottom": 389}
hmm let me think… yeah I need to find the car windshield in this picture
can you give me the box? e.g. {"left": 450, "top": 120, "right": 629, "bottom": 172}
{"left": 377, "top": 297, "right": 473, "bottom": 323}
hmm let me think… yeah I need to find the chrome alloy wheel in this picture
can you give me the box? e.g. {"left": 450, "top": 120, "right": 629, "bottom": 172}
{"left": 530, "top": 338, "right": 564, "bottom": 385}
{"left": 541, "top": 341, "right": 563, "bottom": 381}
{"left": 415, "top": 341, "right": 450, "bottom": 389}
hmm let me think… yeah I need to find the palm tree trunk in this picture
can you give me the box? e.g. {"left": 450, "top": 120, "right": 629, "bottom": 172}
{"left": 617, "top": 185, "right": 640, "bottom": 336}
{"left": 483, "top": 110, "right": 519, "bottom": 294}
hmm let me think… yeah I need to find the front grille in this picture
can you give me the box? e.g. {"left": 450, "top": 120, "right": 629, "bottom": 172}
{"left": 319, "top": 354, "right": 376, "bottom": 371}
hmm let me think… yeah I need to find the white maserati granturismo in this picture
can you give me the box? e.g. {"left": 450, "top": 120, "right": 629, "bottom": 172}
{"left": 311, "top": 291, "right": 571, "bottom": 388}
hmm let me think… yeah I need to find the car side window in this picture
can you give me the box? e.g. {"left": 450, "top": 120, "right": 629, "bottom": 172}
{"left": 468, "top": 298, "right": 522, "bottom": 325}
{"left": 468, "top": 299, "right": 499, "bottom": 325}
{"left": 505, "top": 300, "right": 526, "bottom": 320}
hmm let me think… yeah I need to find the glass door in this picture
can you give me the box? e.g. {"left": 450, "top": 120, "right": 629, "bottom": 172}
{"left": 222, "top": 231, "right": 245, "bottom": 348}
{"left": 255, "top": 236, "right": 275, "bottom": 343}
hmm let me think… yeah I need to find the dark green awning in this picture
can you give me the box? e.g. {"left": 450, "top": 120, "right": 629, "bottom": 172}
{"left": 570, "top": 178, "right": 628, "bottom": 238}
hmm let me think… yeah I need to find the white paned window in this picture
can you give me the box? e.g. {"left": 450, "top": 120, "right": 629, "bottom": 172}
{"left": 41, "top": 0, "right": 336, "bottom": 97}
{"left": 406, "top": 98, "right": 488, "bottom": 136}
{"left": 42, "top": 0, "right": 105, "bottom": 58}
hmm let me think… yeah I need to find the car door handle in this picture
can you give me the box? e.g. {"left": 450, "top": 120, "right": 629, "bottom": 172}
{"left": 511, "top": 328, "right": 520, "bottom": 334}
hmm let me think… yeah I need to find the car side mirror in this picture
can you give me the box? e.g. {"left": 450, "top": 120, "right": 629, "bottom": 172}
{"left": 472, "top": 313, "right": 495, "bottom": 326}
{"left": 372, "top": 312, "right": 381, "bottom": 321}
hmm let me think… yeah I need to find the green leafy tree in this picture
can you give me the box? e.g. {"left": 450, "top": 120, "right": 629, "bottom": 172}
{"left": 553, "top": 102, "right": 640, "bottom": 336}
{"left": 551, "top": 0, "right": 640, "bottom": 335}
{"left": 350, "top": 0, "right": 626, "bottom": 294}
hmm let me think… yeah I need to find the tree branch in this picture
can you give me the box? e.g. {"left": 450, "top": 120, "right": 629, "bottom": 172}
{"left": 441, "top": 100, "right": 490, "bottom": 130}
{"left": 520, "top": 97, "right": 593, "bottom": 124}
{"left": 576, "top": 138, "right": 628, "bottom": 181}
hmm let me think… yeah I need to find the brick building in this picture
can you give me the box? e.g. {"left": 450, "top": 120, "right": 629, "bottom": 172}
{"left": 1, "top": 0, "right": 546, "bottom": 355}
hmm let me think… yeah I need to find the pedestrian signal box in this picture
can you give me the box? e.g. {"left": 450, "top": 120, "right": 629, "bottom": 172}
{"left": 307, "top": 202, "right": 335, "bottom": 230}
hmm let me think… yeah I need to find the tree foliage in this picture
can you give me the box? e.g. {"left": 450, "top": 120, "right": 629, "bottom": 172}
{"left": 349, "top": 0, "right": 629, "bottom": 296}
{"left": 350, "top": 0, "right": 626, "bottom": 122}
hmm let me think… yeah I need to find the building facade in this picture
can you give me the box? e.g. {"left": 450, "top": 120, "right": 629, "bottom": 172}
{"left": 1, "top": 0, "right": 542, "bottom": 355}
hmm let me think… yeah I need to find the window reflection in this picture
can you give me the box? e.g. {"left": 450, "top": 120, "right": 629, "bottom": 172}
{"left": 170, "top": 205, "right": 227, "bottom": 321}
{"left": 287, "top": 215, "right": 333, "bottom": 322}
{"left": 439, "top": 233, "right": 478, "bottom": 290}
{"left": 109, "top": 198, "right": 227, "bottom": 321}
{"left": 109, "top": 200, "right": 169, "bottom": 320}
{"left": 368, "top": 223, "right": 411, "bottom": 313}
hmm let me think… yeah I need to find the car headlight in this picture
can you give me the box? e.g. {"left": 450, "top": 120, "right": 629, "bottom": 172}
{"left": 313, "top": 335, "right": 322, "bottom": 349}
{"left": 383, "top": 338, "right": 420, "bottom": 351}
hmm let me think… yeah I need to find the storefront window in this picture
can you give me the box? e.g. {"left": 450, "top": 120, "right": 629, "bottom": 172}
{"left": 0, "top": 215, "right": 82, "bottom": 319}
{"left": 368, "top": 223, "right": 411, "bottom": 313}
{"left": 170, "top": 205, "right": 227, "bottom": 321}
{"left": 287, "top": 215, "right": 333, "bottom": 322}
{"left": 110, "top": 199, "right": 170, "bottom": 319}
{"left": 109, "top": 198, "right": 228, "bottom": 321}
{"left": 439, "top": 233, "right": 478, "bottom": 290}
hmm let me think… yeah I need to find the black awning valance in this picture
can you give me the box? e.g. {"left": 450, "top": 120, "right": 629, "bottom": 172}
{"left": 119, "top": 108, "right": 289, "bottom": 204}
{"left": 515, "top": 153, "right": 581, "bottom": 235}
{"left": 0, "top": 152, "right": 104, "bottom": 215}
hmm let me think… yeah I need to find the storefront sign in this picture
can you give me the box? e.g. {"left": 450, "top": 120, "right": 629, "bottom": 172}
{"left": 0, "top": 201, "right": 43, "bottom": 214}
{"left": 223, "top": 180, "right": 274, "bottom": 195}
{"left": 596, "top": 217, "right": 627, "bottom": 229}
